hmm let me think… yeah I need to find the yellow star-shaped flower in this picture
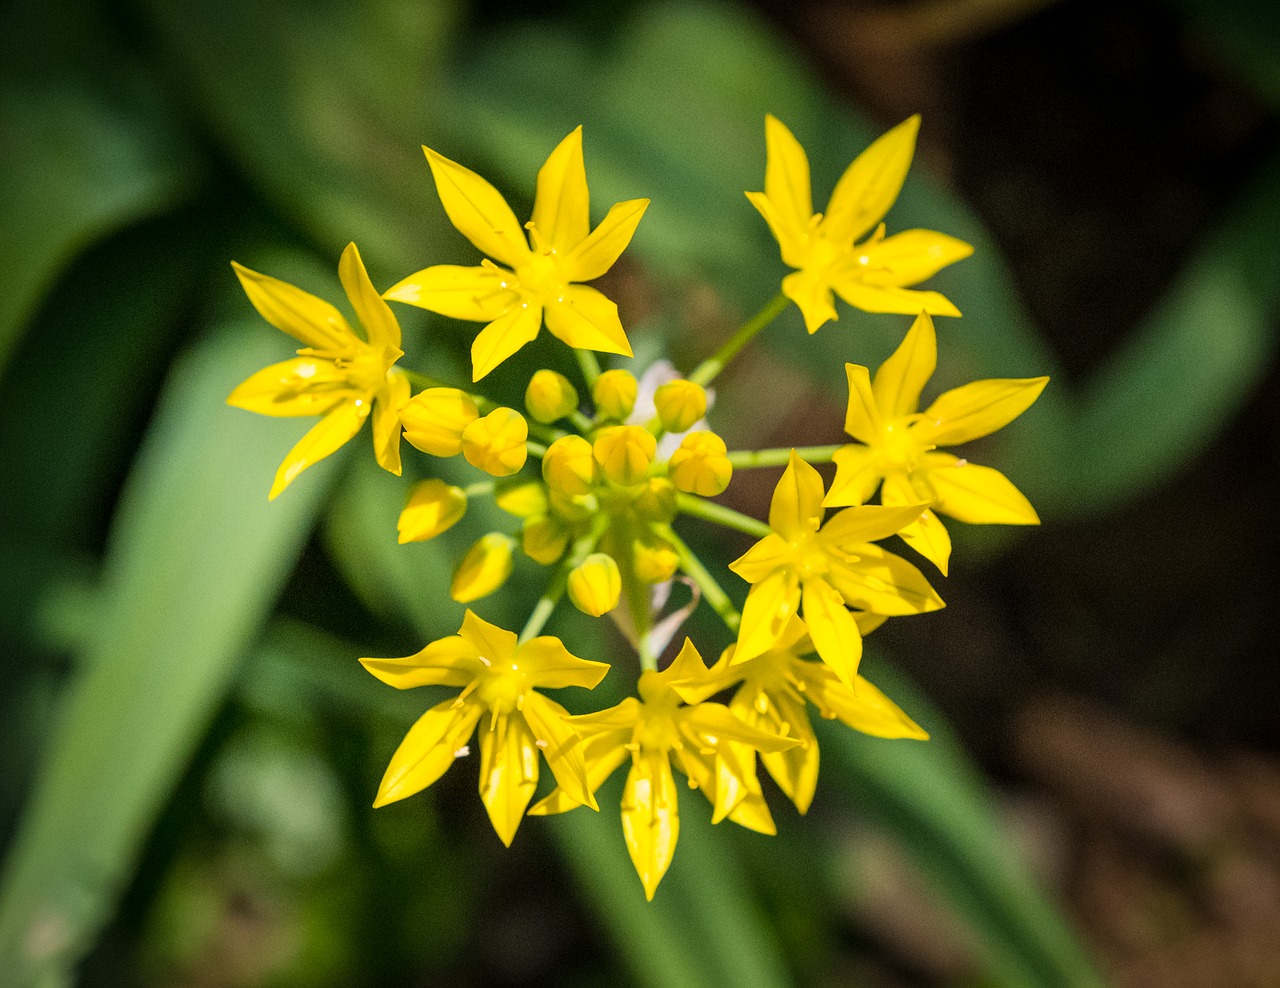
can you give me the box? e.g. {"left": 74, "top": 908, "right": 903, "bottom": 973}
{"left": 729, "top": 450, "right": 943, "bottom": 686}
{"left": 826, "top": 311, "right": 1049, "bottom": 574}
{"left": 386, "top": 127, "right": 649, "bottom": 381}
{"left": 747, "top": 114, "right": 973, "bottom": 334}
{"left": 228, "top": 243, "right": 408, "bottom": 500}
{"left": 360, "top": 610, "right": 609, "bottom": 847}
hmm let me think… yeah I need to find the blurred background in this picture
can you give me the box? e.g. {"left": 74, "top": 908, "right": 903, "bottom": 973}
{"left": 2, "top": 0, "right": 1279, "bottom": 985}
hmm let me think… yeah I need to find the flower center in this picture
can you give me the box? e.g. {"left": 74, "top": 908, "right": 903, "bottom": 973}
{"left": 474, "top": 660, "right": 526, "bottom": 713}
{"left": 515, "top": 240, "right": 568, "bottom": 304}
{"left": 877, "top": 418, "right": 925, "bottom": 472}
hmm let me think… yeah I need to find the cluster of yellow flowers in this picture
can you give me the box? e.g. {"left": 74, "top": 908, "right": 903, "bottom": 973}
{"left": 228, "top": 116, "right": 1046, "bottom": 899}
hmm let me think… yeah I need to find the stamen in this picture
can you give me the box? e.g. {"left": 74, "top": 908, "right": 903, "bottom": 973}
{"left": 454, "top": 745, "right": 470, "bottom": 758}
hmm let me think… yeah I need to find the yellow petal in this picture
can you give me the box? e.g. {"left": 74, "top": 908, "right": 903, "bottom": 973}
{"left": 653, "top": 379, "right": 708, "bottom": 433}
{"left": 591, "top": 368, "right": 638, "bottom": 420}
{"left": 268, "top": 399, "right": 367, "bottom": 500}
{"left": 562, "top": 199, "right": 649, "bottom": 283}
{"left": 458, "top": 609, "right": 518, "bottom": 663}
{"left": 781, "top": 268, "right": 838, "bottom": 334}
{"left": 822, "top": 114, "right": 919, "bottom": 245}
{"left": 919, "top": 377, "right": 1049, "bottom": 446}
{"left": 532, "top": 126, "right": 590, "bottom": 256}
{"left": 769, "top": 450, "right": 826, "bottom": 541}
{"left": 544, "top": 284, "right": 633, "bottom": 357}
{"left": 668, "top": 430, "right": 732, "bottom": 496}
{"left": 227, "top": 357, "right": 355, "bottom": 417}
{"left": 660, "top": 639, "right": 723, "bottom": 706}
{"left": 621, "top": 754, "right": 680, "bottom": 901}
{"left": 735, "top": 568, "right": 800, "bottom": 662}
{"left": 521, "top": 514, "right": 570, "bottom": 565}
{"left": 917, "top": 452, "right": 1039, "bottom": 525}
{"left": 450, "top": 534, "right": 516, "bottom": 603}
{"left": 859, "top": 229, "right": 974, "bottom": 288}
{"left": 529, "top": 736, "right": 629, "bottom": 816}
{"left": 567, "top": 552, "right": 623, "bottom": 616}
{"left": 728, "top": 533, "right": 792, "bottom": 584}
{"left": 824, "top": 443, "right": 883, "bottom": 508}
{"left": 423, "top": 146, "right": 530, "bottom": 268}
{"left": 383, "top": 264, "right": 518, "bottom": 322}
{"left": 684, "top": 701, "right": 798, "bottom": 752}
{"left": 461, "top": 407, "right": 529, "bottom": 477}
{"left": 882, "top": 472, "right": 951, "bottom": 574}
{"left": 471, "top": 304, "right": 543, "bottom": 382}
{"left": 592, "top": 425, "right": 656, "bottom": 486}
{"left": 399, "top": 387, "right": 479, "bottom": 458}
{"left": 373, "top": 698, "right": 482, "bottom": 807}
{"left": 231, "top": 261, "right": 353, "bottom": 351}
{"left": 819, "top": 500, "right": 927, "bottom": 551}
{"left": 478, "top": 711, "right": 539, "bottom": 846}
{"left": 524, "top": 369, "right": 579, "bottom": 424}
{"left": 801, "top": 577, "right": 862, "bottom": 687}
{"left": 827, "top": 544, "right": 944, "bottom": 615}
{"left": 360, "top": 634, "right": 481, "bottom": 689}
{"left": 842, "top": 363, "right": 881, "bottom": 444}
{"left": 835, "top": 281, "right": 960, "bottom": 318}
{"left": 398, "top": 478, "right": 467, "bottom": 543}
{"left": 872, "top": 310, "right": 936, "bottom": 418}
{"left": 338, "top": 242, "right": 401, "bottom": 353}
{"left": 800, "top": 667, "right": 928, "bottom": 741}
{"left": 542, "top": 435, "right": 598, "bottom": 495}
{"left": 494, "top": 478, "right": 549, "bottom": 518}
{"left": 761, "top": 115, "right": 814, "bottom": 249}
{"left": 745, "top": 190, "right": 807, "bottom": 270}
{"left": 517, "top": 636, "right": 610, "bottom": 689}
{"left": 521, "top": 691, "right": 597, "bottom": 810}
{"left": 372, "top": 371, "right": 410, "bottom": 476}
{"left": 740, "top": 688, "right": 820, "bottom": 814}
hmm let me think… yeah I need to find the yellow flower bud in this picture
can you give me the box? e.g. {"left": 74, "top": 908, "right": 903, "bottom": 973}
{"left": 525, "top": 369, "right": 579, "bottom": 424}
{"left": 567, "top": 553, "right": 622, "bottom": 617}
{"left": 542, "top": 435, "right": 598, "bottom": 495}
{"left": 593, "top": 425, "right": 656, "bottom": 486}
{"left": 591, "top": 368, "right": 638, "bottom": 420}
{"left": 522, "top": 514, "right": 570, "bottom": 565}
{"left": 630, "top": 477, "right": 678, "bottom": 523}
{"left": 653, "top": 379, "right": 708, "bottom": 433}
{"left": 633, "top": 536, "right": 679, "bottom": 584}
{"left": 462, "top": 407, "right": 528, "bottom": 477}
{"left": 450, "top": 532, "right": 516, "bottom": 603}
{"left": 549, "top": 488, "right": 597, "bottom": 523}
{"left": 494, "top": 478, "right": 549, "bottom": 518}
{"left": 397, "top": 478, "right": 467, "bottom": 544}
{"left": 400, "top": 387, "right": 478, "bottom": 457}
{"left": 669, "top": 430, "right": 733, "bottom": 496}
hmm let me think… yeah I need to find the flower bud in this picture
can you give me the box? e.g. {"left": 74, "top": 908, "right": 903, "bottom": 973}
{"left": 567, "top": 553, "right": 622, "bottom": 616}
{"left": 593, "top": 425, "right": 656, "bottom": 486}
{"left": 494, "top": 478, "right": 548, "bottom": 518}
{"left": 669, "top": 430, "right": 733, "bottom": 496}
{"left": 542, "top": 435, "right": 598, "bottom": 495}
{"left": 462, "top": 407, "right": 528, "bottom": 477}
{"left": 400, "top": 387, "right": 478, "bottom": 457}
{"left": 450, "top": 533, "right": 516, "bottom": 603}
{"left": 630, "top": 477, "right": 678, "bottom": 523}
{"left": 397, "top": 478, "right": 467, "bottom": 544}
{"left": 525, "top": 369, "right": 579, "bottom": 424}
{"left": 633, "top": 536, "right": 679, "bottom": 584}
{"left": 522, "top": 514, "right": 570, "bottom": 565}
{"left": 653, "top": 379, "right": 708, "bottom": 433}
{"left": 591, "top": 369, "right": 638, "bottom": 420}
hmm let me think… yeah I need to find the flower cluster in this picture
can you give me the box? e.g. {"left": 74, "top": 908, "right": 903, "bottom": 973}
{"left": 228, "top": 117, "right": 1045, "bottom": 898}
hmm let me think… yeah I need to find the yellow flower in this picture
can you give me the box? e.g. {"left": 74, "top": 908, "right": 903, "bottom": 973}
{"left": 450, "top": 533, "right": 516, "bottom": 603}
{"left": 567, "top": 553, "right": 622, "bottom": 616}
{"left": 592, "top": 368, "right": 639, "bottom": 421}
{"left": 461, "top": 407, "right": 529, "bottom": 477}
{"left": 386, "top": 127, "right": 649, "bottom": 381}
{"left": 528, "top": 640, "right": 797, "bottom": 899}
{"left": 525, "top": 369, "right": 580, "bottom": 424}
{"left": 825, "top": 311, "right": 1048, "bottom": 574}
{"left": 668, "top": 430, "right": 732, "bottom": 496}
{"left": 228, "top": 243, "right": 408, "bottom": 500}
{"left": 361, "top": 610, "right": 608, "bottom": 846}
{"left": 400, "top": 387, "right": 478, "bottom": 457}
{"left": 653, "top": 379, "right": 708, "bottom": 433}
{"left": 542, "top": 435, "right": 599, "bottom": 496}
{"left": 592, "top": 425, "right": 656, "bottom": 486}
{"left": 729, "top": 450, "right": 943, "bottom": 686}
{"left": 746, "top": 115, "right": 972, "bottom": 334}
{"left": 398, "top": 478, "right": 467, "bottom": 543}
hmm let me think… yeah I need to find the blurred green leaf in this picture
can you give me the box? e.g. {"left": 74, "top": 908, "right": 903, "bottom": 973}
{"left": 0, "top": 319, "right": 342, "bottom": 985}
{"left": 1165, "top": 0, "right": 1280, "bottom": 107}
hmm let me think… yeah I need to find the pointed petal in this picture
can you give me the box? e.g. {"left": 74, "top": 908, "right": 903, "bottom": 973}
{"left": 769, "top": 450, "right": 826, "bottom": 540}
{"left": 478, "top": 712, "right": 539, "bottom": 846}
{"left": 743, "top": 687, "right": 821, "bottom": 814}
{"left": 360, "top": 635, "right": 481, "bottom": 689}
{"left": 227, "top": 358, "right": 354, "bottom": 417}
{"left": 872, "top": 311, "right": 936, "bottom": 418}
{"left": 373, "top": 698, "right": 482, "bottom": 807}
{"left": 268, "top": 399, "right": 367, "bottom": 500}
{"left": 372, "top": 371, "right": 410, "bottom": 476}
{"left": 918, "top": 452, "right": 1039, "bottom": 525}
{"left": 859, "top": 230, "right": 974, "bottom": 288}
{"left": 423, "top": 146, "right": 529, "bottom": 268}
{"left": 544, "top": 284, "right": 633, "bottom": 357}
{"left": 684, "top": 702, "right": 798, "bottom": 752}
{"left": 338, "top": 242, "right": 401, "bottom": 352}
{"left": 918, "top": 377, "right": 1049, "bottom": 446}
{"left": 532, "top": 127, "right": 590, "bottom": 255}
{"left": 781, "top": 268, "right": 837, "bottom": 334}
{"left": 801, "top": 666, "right": 929, "bottom": 740}
{"left": 823, "top": 115, "right": 919, "bottom": 245}
{"left": 762, "top": 115, "right": 814, "bottom": 243}
{"left": 802, "top": 577, "right": 862, "bottom": 687}
{"left": 819, "top": 500, "right": 926, "bottom": 550}
{"left": 728, "top": 533, "right": 792, "bottom": 585}
{"left": 660, "top": 639, "right": 723, "bottom": 705}
{"left": 457, "top": 609, "right": 518, "bottom": 663}
{"left": 882, "top": 472, "right": 951, "bottom": 574}
{"left": 842, "top": 363, "right": 881, "bottom": 444}
{"left": 745, "top": 190, "right": 806, "bottom": 269}
{"left": 529, "top": 735, "right": 628, "bottom": 816}
{"left": 471, "top": 304, "right": 543, "bottom": 382}
{"left": 834, "top": 281, "right": 961, "bottom": 318}
{"left": 735, "top": 568, "right": 801, "bottom": 662}
{"left": 827, "top": 544, "right": 944, "bottom": 615}
{"left": 561, "top": 197, "right": 649, "bottom": 282}
{"left": 383, "top": 264, "right": 518, "bottom": 321}
{"left": 824, "top": 444, "right": 883, "bottom": 508}
{"left": 231, "top": 261, "right": 353, "bottom": 351}
{"left": 621, "top": 754, "right": 680, "bottom": 900}
{"left": 521, "top": 691, "right": 597, "bottom": 810}
{"left": 517, "top": 636, "right": 610, "bottom": 689}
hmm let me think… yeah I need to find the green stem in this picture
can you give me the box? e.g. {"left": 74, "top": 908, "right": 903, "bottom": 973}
{"left": 619, "top": 537, "right": 657, "bottom": 672}
{"left": 660, "top": 525, "right": 741, "bottom": 632}
{"left": 688, "top": 292, "right": 788, "bottom": 387}
{"left": 726, "top": 444, "right": 842, "bottom": 469}
{"left": 525, "top": 441, "right": 548, "bottom": 459}
{"left": 568, "top": 410, "right": 595, "bottom": 434}
{"left": 463, "top": 480, "right": 494, "bottom": 497}
{"left": 518, "top": 521, "right": 605, "bottom": 643}
{"left": 575, "top": 349, "right": 602, "bottom": 390}
{"left": 675, "top": 493, "right": 771, "bottom": 538}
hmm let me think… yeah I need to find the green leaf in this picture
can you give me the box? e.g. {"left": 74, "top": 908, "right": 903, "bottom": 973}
{"left": 0, "top": 319, "right": 341, "bottom": 985}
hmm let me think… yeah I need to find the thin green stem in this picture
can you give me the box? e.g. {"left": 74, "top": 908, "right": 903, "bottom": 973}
{"left": 568, "top": 410, "right": 595, "bottom": 434}
{"left": 659, "top": 525, "right": 741, "bottom": 632}
{"left": 726, "top": 444, "right": 842, "bottom": 469}
{"left": 518, "top": 520, "right": 605, "bottom": 644}
{"left": 689, "top": 292, "right": 789, "bottom": 387}
{"left": 675, "top": 493, "right": 771, "bottom": 538}
{"left": 575, "top": 349, "right": 602, "bottom": 390}
{"left": 525, "top": 441, "right": 548, "bottom": 459}
{"left": 463, "top": 480, "right": 494, "bottom": 497}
